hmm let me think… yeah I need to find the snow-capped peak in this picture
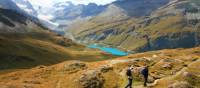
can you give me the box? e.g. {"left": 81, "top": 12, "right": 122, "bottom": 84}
{"left": 12, "top": 0, "right": 38, "bottom": 16}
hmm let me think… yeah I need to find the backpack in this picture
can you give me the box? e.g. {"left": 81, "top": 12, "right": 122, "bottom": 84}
{"left": 141, "top": 68, "right": 148, "bottom": 76}
{"left": 126, "top": 69, "right": 132, "bottom": 76}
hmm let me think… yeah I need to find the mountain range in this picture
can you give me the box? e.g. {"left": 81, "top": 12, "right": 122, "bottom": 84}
{"left": 68, "top": 0, "right": 200, "bottom": 53}
{"left": 13, "top": 0, "right": 37, "bottom": 17}
{"left": 0, "top": 0, "right": 113, "bottom": 70}
{"left": 51, "top": 2, "right": 106, "bottom": 31}
{"left": 0, "top": 0, "right": 200, "bottom": 88}
{"left": 11, "top": 0, "right": 108, "bottom": 31}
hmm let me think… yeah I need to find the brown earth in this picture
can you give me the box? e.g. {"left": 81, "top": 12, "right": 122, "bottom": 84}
{"left": 0, "top": 47, "right": 200, "bottom": 88}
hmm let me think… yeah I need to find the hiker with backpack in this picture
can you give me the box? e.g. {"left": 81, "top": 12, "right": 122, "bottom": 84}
{"left": 125, "top": 65, "right": 134, "bottom": 88}
{"left": 141, "top": 66, "right": 149, "bottom": 87}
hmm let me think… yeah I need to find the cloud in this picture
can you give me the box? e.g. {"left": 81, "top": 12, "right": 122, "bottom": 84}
{"left": 28, "top": 0, "right": 116, "bottom": 7}
{"left": 38, "top": 14, "right": 54, "bottom": 20}
{"left": 27, "top": 0, "right": 116, "bottom": 24}
{"left": 62, "top": 0, "right": 117, "bottom": 5}
{"left": 28, "top": 0, "right": 54, "bottom": 8}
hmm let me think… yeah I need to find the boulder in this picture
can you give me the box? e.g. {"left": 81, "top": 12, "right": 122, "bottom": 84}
{"left": 162, "top": 63, "right": 173, "bottom": 69}
{"left": 168, "top": 81, "right": 193, "bottom": 88}
{"left": 63, "top": 61, "right": 87, "bottom": 73}
{"left": 98, "top": 65, "right": 113, "bottom": 73}
{"left": 36, "top": 65, "right": 46, "bottom": 69}
{"left": 182, "top": 72, "right": 193, "bottom": 78}
{"left": 181, "top": 71, "right": 200, "bottom": 86}
{"left": 78, "top": 70, "right": 104, "bottom": 88}
{"left": 148, "top": 76, "right": 156, "bottom": 83}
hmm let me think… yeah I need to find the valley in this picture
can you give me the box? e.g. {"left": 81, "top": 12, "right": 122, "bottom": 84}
{"left": 88, "top": 44, "right": 128, "bottom": 56}
{"left": 69, "top": 0, "right": 200, "bottom": 53}
{"left": 0, "top": 0, "right": 200, "bottom": 88}
{"left": 0, "top": 4, "right": 115, "bottom": 71}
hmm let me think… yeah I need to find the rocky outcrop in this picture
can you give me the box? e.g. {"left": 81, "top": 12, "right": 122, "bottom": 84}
{"left": 168, "top": 81, "right": 193, "bottom": 88}
{"left": 63, "top": 61, "right": 87, "bottom": 73}
{"left": 138, "top": 32, "right": 200, "bottom": 52}
{"left": 78, "top": 70, "right": 104, "bottom": 88}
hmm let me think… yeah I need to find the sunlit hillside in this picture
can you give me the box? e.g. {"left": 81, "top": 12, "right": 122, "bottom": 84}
{"left": 0, "top": 47, "right": 200, "bottom": 88}
{"left": 0, "top": 0, "right": 200, "bottom": 88}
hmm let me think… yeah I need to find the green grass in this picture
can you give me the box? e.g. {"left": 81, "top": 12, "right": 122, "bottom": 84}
{"left": 0, "top": 31, "right": 115, "bottom": 70}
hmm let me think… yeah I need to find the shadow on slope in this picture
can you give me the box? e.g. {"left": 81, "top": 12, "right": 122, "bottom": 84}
{"left": 0, "top": 31, "right": 115, "bottom": 71}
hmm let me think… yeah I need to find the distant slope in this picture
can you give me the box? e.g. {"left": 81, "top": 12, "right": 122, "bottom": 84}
{"left": 0, "top": 8, "right": 43, "bottom": 32}
{"left": 69, "top": 0, "right": 200, "bottom": 53}
{"left": 12, "top": 0, "right": 38, "bottom": 17}
{"left": 0, "top": 7, "right": 114, "bottom": 70}
{"left": 0, "top": 0, "right": 19, "bottom": 10}
{"left": 51, "top": 2, "right": 107, "bottom": 31}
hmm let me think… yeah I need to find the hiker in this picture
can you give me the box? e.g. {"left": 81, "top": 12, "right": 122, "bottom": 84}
{"left": 141, "top": 66, "right": 149, "bottom": 87}
{"left": 125, "top": 66, "right": 134, "bottom": 88}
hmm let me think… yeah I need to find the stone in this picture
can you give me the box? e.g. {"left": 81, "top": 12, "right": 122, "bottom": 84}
{"left": 182, "top": 72, "right": 193, "bottom": 78}
{"left": 36, "top": 65, "right": 46, "bottom": 69}
{"left": 163, "top": 59, "right": 174, "bottom": 62}
{"left": 78, "top": 70, "right": 104, "bottom": 88}
{"left": 23, "top": 80, "right": 41, "bottom": 84}
{"left": 168, "top": 81, "right": 193, "bottom": 88}
{"left": 148, "top": 76, "right": 155, "bottom": 83}
{"left": 162, "top": 63, "right": 173, "bottom": 69}
{"left": 63, "top": 61, "right": 87, "bottom": 73}
{"left": 152, "top": 55, "right": 158, "bottom": 58}
{"left": 98, "top": 65, "right": 113, "bottom": 73}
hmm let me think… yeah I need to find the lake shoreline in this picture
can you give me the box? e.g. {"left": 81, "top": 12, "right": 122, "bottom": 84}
{"left": 88, "top": 44, "right": 129, "bottom": 56}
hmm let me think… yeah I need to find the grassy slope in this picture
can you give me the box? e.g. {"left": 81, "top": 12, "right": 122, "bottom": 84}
{"left": 69, "top": 0, "right": 200, "bottom": 52}
{"left": 0, "top": 30, "right": 115, "bottom": 70}
{"left": 0, "top": 47, "right": 199, "bottom": 88}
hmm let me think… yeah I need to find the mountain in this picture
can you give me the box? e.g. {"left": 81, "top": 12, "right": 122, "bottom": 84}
{"left": 0, "top": 0, "right": 19, "bottom": 10}
{"left": 53, "top": 2, "right": 105, "bottom": 20}
{"left": 0, "top": 0, "right": 42, "bottom": 33}
{"left": 10, "top": 1, "right": 107, "bottom": 32}
{"left": 113, "top": 0, "right": 169, "bottom": 17}
{"left": 12, "top": 0, "right": 38, "bottom": 17}
{"left": 11, "top": 0, "right": 60, "bottom": 33}
{"left": 1, "top": 0, "right": 200, "bottom": 88}
{"left": 0, "top": 1, "right": 114, "bottom": 70}
{"left": 51, "top": 2, "right": 106, "bottom": 31}
{"left": 69, "top": 0, "right": 200, "bottom": 53}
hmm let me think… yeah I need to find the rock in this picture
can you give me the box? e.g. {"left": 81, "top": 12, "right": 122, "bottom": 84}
{"left": 181, "top": 71, "right": 200, "bottom": 86}
{"left": 192, "top": 58, "right": 198, "bottom": 62}
{"left": 148, "top": 76, "right": 155, "bottom": 83}
{"left": 36, "top": 65, "right": 46, "bottom": 69}
{"left": 163, "top": 59, "right": 175, "bottom": 62}
{"left": 182, "top": 72, "right": 193, "bottom": 78}
{"left": 162, "top": 63, "right": 173, "bottom": 69}
{"left": 144, "top": 57, "right": 153, "bottom": 61}
{"left": 98, "top": 65, "right": 113, "bottom": 73}
{"left": 23, "top": 85, "right": 34, "bottom": 88}
{"left": 168, "top": 81, "right": 193, "bottom": 88}
{"left": 0, "top": 84, "right": 25, "bottom": 88}
{"left": 152, "top": 55, "right": 158, "bottom": 58}
{"left": 23, "top": 80, "right": 41, "bottom": 84}
{"left": 63, "top": 61, "right": 87, "bottom": 73}
{"left": 78, "top": 70, "right": 104, "bottom": 88}
{"left": 11, "top": 77, "right": 19, "bottom": 80}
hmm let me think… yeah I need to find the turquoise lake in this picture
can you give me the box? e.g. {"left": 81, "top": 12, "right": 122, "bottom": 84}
{"left": 88, "top": 45, "right": 128, "bottom": 56}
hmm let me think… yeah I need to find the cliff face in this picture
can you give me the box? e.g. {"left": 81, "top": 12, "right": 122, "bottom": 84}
{"left": 69, "top": 0, "right": 200, "bottom": 53}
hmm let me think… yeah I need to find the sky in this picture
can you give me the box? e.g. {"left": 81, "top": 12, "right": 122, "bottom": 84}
{"left": 28, "top": 0, "right": 116, "bottom": 8}
{"left": 26, "top": 0, "right": 116, "bottom": 26}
